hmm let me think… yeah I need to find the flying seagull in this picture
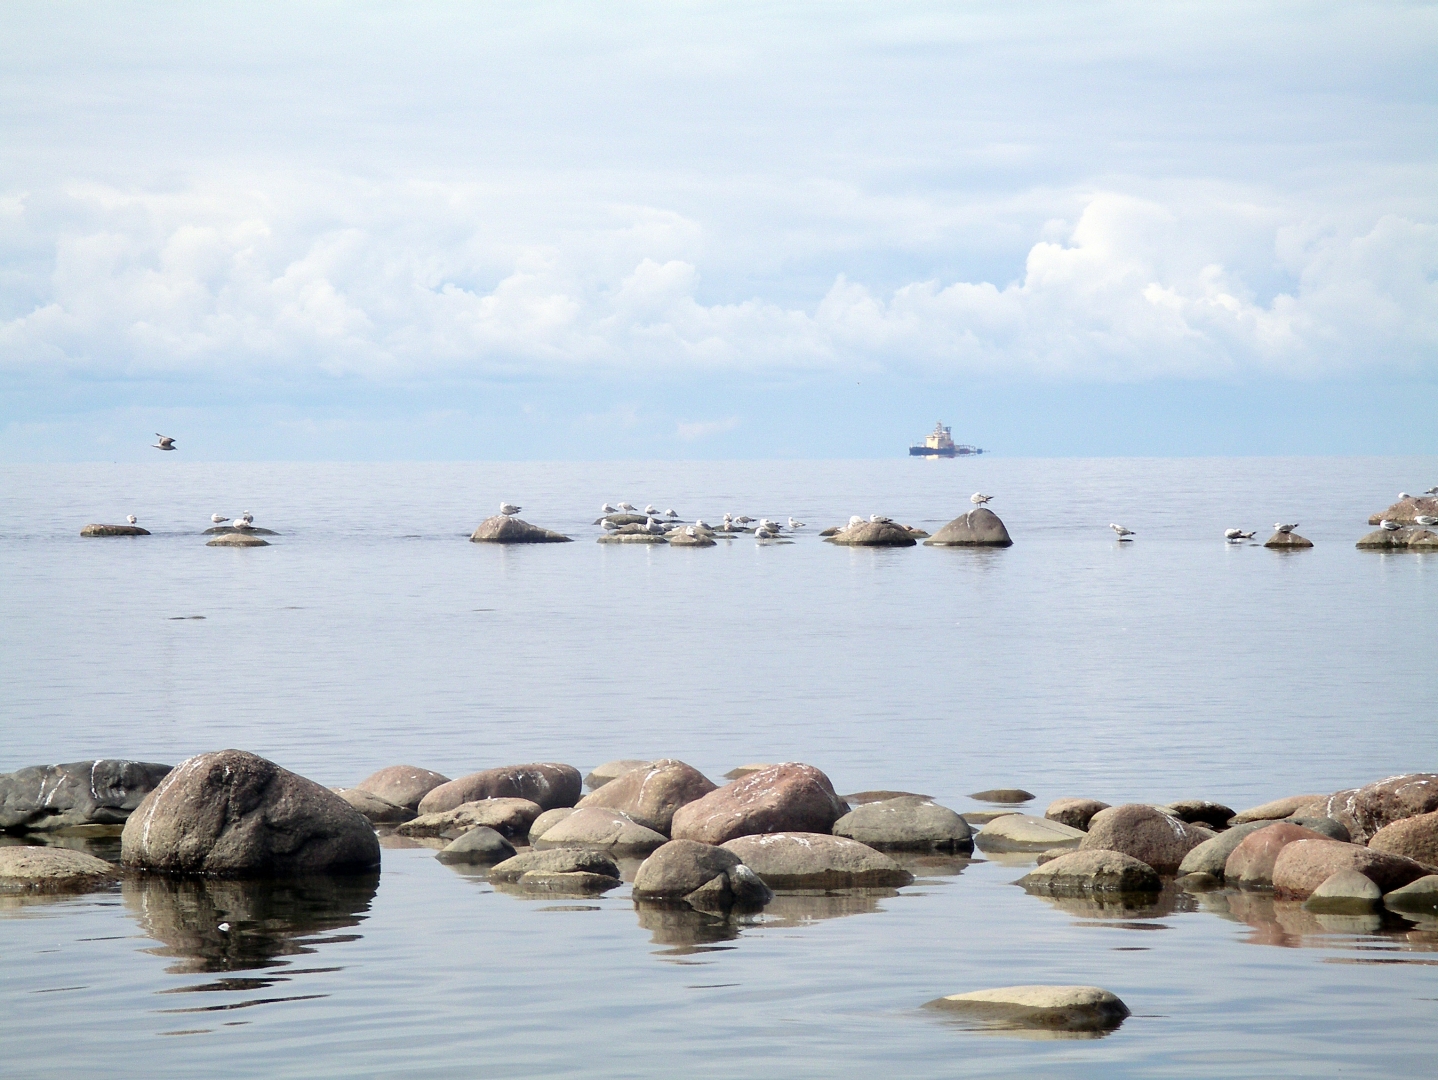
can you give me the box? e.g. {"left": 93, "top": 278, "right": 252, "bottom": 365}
{"left": 971, "top": 492, "right": 992, "bottom": 507}
{"left": 1110, "top": 523, "right": 1135, "bottom": 540}
{"left": 152, "top": 434, "right": 176, "bottom": 451}
{"left": 500, "top": 503, "right": 521, "bottom": 516}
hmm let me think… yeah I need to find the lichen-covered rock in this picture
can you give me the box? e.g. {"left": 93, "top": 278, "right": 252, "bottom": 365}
{"left": 1224, "top": 822, "right": 1333, "bottom": 887}
{"left": 120, "top": 750, "right": 380, "bottom": 876}
{"left": 0, "top": 846, "right": 119, "bottom": 891}
{"left": 923, "top": 508, "right": 1013, "bottom": 547}
{"left": 353, "top": 765, "right": 450, "bottom": 811}
{"left": 531, "top": 807, "right": 668, "bottom": 856}
{"left": 435, "top": 826, "right": 516, "bottom": 865}
{"left": 1079, "top": 804, "right": 1212, "bottom": 874}
{"left": 335, "top": 787, "right": 414, "bottom": 824}
{"left": 418, "top": 763, "right": 582, "bottom": 815}
{"left": 1367, "top": 810, "right": 1438, "bottom": 870}
{"left": 1044, "top": 798, "right": 1110, "bottom": 831}
{"left": 1271, "top": 838, "right": 1429, "bottom": 898}
{"left": 925, "top": 985, "right": 1130, "bottom": 1032}
{"left": 832, "top": 797, "right": 973, "bottom": 852}
{"left": 670, "top": 763, "right": 848, "bottom": 845}
{"left": 632, "top": 839, "right": 772, "bottom": 908}
{"left": 0, "top": 759, "right": 173, "bottom": 832}
{"left": 395, "top": 798, "right": 542, "bottom": 839}
{"left": 720, "top": 832, "right": 914, "bottom": 889}
{"left": 469, "top": 515, "right": 572, "bottom": 543}
{"left": 975, "top": 814, "right": 1085, "bottom": 853}
{"left": 575, "top": 759, "right": 716, "bottom": 835}
{"left": 1018, "top": 850, "right": 1161, "bottom": 894}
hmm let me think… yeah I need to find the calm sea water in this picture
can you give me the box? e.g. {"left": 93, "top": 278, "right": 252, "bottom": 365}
{"left": 2, "top": 457, "right": 1436, "bottom": 1078}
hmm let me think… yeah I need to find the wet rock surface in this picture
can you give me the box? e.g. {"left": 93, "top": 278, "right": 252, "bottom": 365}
{"left": 418, "top": 763, "right": 581, "bottom": 815}
{"left": 671, "top": 763, "right": 849, "bottom": 845}
{"left": 435, "top": 826, "right": 516, "bottom": 865}
{"left": 0, "top": 759, "right": 173, "bottom": 832}
{"left": 531, "top": 807, "right": 669, "bottom": 855}
{"left": 632, "top": 839, "right": 772, "bottom": 908}
{"left": 720, "top": 832, "right": 914, "bottom": 889}
{"left": 975, "top": 814, "right": 1085, "bottom": 853}
{"left": 925, "top": 985, "right": 1130, "bottom": 1034}
{"left": 1382, "top": 874, "right": 1438, "bottom": 913}
{"left": 1302, "top": 869, "right": 1382, "bottom": 913}
{"left": 832, "top": 796, "right": 973, "bottom": 852}
{"left": 0, "top": 845, "right": 119, "bottom": 891}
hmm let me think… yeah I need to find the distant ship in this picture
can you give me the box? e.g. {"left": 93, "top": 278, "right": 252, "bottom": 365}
{"left": 909, "top": 421, "right": 982, "bottom": 457}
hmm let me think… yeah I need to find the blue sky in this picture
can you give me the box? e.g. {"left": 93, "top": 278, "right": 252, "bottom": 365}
{"left": 2, "top": 1, "right": 1435, "bottom": 459}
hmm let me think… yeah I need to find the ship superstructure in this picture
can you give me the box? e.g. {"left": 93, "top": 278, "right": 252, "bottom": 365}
{"left": 909, "top": 421, "right": 981, "bottom": 457}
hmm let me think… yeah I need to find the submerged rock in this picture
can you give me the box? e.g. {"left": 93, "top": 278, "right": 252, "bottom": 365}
{"left": 832, "top": 796, "right": 973, "bottom": 852}
{"left": 487, "top": 848, "right": 621, "bottom": 883}
{"left": 596, "top": 533, "right": 668, "bottom": 544}
{"left": 418, "top": 763, "right": 581, "bottom": 815}
{"left": 970, "top": 788, "right": 1035, "bottom": 804}
{"left": 206, "top": 533, "right": 269, "bottom": 547}
{"left": 667, "top": 530, "right": 716, "bottom": 547}
{"left": 575, "top": 759, "right": 716, "bottom": 835}
{"left": 975, "top": 814, "right": 1085, "bottom": 853}
{"left": 120, "top": 750, "right": 380, "bottom": 875}
{"left": 1019, "top": 850, "right": 1161, "bottom": 894}
{"left": 335, "top": 787, "right": 414, "bottom": 824}
{"left": 1356, "top": 527, "right": 1438, "bottom": 550}
{"left": 1079, "top": 804, "right": 1212, "bottom": 874}
{"left": 1264, "top": 531, "right": 1313, "bottom": 549}
{"left": 0, "top": 846, "right": 119, "bottom": 891}
{"left": 632, "top": 839, "right": 772, "bottom": 908}
{"left": 720, "top": 832, "right": 914, "bottom": 889}
{"left": 925, "top": 985, "right": 1130, "bottom": 1033}
{"left": 1302, "top": 869, "right": 1382, "bottom": 914}
{"left": 842, "top": 790, "right": 933, "bottom": 805}
{"left": 1382, "top": 874, "right": 1438, "bottom": 913}
{"left": 80, "top": 523, "right": 149, "bottom": 536}
{"left": 670, "top": 763, "right": 849, "bottom": 845}
{"left": 0, "top": 759, "right": 173, "bottom": 832}
{"left": 469, "top": 515, "right": 572, "bottom": 543}
{"left": 924, "top": 508, "right": 1013, "bottom": 547}
{"left": 353, "top": 765, "right": 451, "bottom": 811}
{"left": 1044, "top": 798, "right": 1111, "bottom": 832}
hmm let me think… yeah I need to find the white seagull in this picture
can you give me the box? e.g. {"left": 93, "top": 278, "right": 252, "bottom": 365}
{"left": 1224, "top": 528, "right": 1256, "bottom": 542}
{"left": 1110, "top": 523, "right": 1135, "bottom": 540}
{"left": 1274, "top": 522, "right": 1297, "bottom": 533}
{"left": 601, "top": 519, "right": 619, "bottom": 531}
{"left": 755, "top": 526, "right": 776, "bottom": 539}
{"left": 231, "top": 517, "right": 252, "bottom": 530}
{"left": 645, "top": 517, "right": 666, "bottom": 535}
{"left": 643, "top": 504, "right": 658, "bottom": 515}
{"left": 152, "top": 433, "right": 176, "bottom": 451}
{"left": 694, "top": 519, "right": 711, "bottom": 530}
{"left": 870, "top": 514, "right": 893, "bottom": 524}
{"left": 971, "top": 492, "right": 992, "bottom": 507}
{"left": 619, "top": 502, "right": 638, "bottom": 513}
{"left": 1398, "top": 493, "right": 1412, "bottom": 501}
{"left": 664, "top": 508, "right": 679, "bottom": 518}
{"left": 788, "top": 517, "right": 806, "bottom": 529}
{"left": 500, "top": 503, "right": 521, "bottom": 516}
{"left": 735, "top": 515, "right": 754, "bottom": 524}
{"left": 602, "top": 503, "right": 618, "bottom": 514}
{"left": 1425, "top": 487, "right": 1438, "bottom": 496}
{"left": 211, "top": 513, "right": 227, "bottom": 524}
{"left": 127, "top": 514, "right": 138, "bottom": 525}
{"left": 1414, "top": 515, "right": 1438, "bottom": 527}
{"left": 1379, "top": 519, "right": 1402, "bottom": 531}
{"left": 848, "top": 515, "right": 865, "bottom": 527}
{"left": 242, "top": 512, "right": 253, "bottom": 524}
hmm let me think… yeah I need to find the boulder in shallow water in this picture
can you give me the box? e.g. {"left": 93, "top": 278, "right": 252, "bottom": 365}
{"left": 632, "top": 839, "right": 773, "bottom": 908}
{"left": 1079, "top": 804, "right": 1212, "bottom": 874}
{"left": 720, "top": 832, "right": 913, "bottom": 889}
{"left": 970, "top": 788, "right": 1035, "bottom": 804}
{"left": 1224, "top": 822, "right": 1333, "bottom": 887}
{"left": 0, "top": 759, "right": 173, "bottom": 832}
{"left": 396, "top": 798, "right": 542, "bottom": 839}
{"left": 0, "top": 846, "right": 119, "bottom": 891}
{"left": 1367, "top": 809, "right": 1438, "bottom": 869}
{"left": 1302, "top": 869, "right": 1382, "bottom": 914}
{"left": 353, "top": 765, "right": 450, "bottom": 811}
{"left": 1320, "top": 774, "right": 1438, "bottom": 845}
{"left": 1356, "top": 527, "right": 1438, "bottom": 550}
{"left": 528, "top": 807, "right": 576, "bottom": 843}
{"left": 1044, "top": 798, "right": 1110, "bottom": 832}
{"left": 925, "top": 985, "right": 1130, "bottom": 1033}
{"left": 667, "top": 530, "right": 716, "bottom": 547}
{"left": 1162, "top": 799, "right": 1235, "bottom": 829}
{"left": 1382, "top": 874, "right": 1438, "bottom": 913}
{"left": 120, "top": 749, "right": 380, "bottom": 875}
{"left": 80, "top": 523, "right": 149, "bottom": 536}
{"left": 825, "top": 521, "right": 917, "bottom": 547}
{"left": 832, "top": 796, "right": 973, "bottom": 852}
{"left": 418, "top": 763, "right": 581, "bottom": 815}
{"left": 531, "top": 806, "right": 668, "bottom": 856}
{"left": 1019, "top": 850, "right": 1161, "bottom": 894}
{"left": 842, "top": 789, "right": 933, "bottom": 805}
{"left": 1367, "top": 495, "right": 1438, "bottom": 526}
{"left": 1176, "top": 822, "right": 1267, "bottom": 880}
{"left": 1264, "top": 530, "right": 1313, "bottom": 549}
{"left": 435, "top": 826, "right": 516, "bottom": 865}
{"left": 670, "top": 763, "right": 849, "bottom": 845}
{"left": 469, "top": 515, "right": 572, "bottom": 543}
{"left": 923, "top": 508, "right": 1013, "bottom": 547}
{"left": 975, "top": 814, "right": 1085, "bottom": 853}
{"left": 335, "top": 787, "right": 414, "bottom": 824}
{"left": 575, "top": 759, "right": 716, "bottom": 835}
{"left": 1271, "top": 838, "right": 1429, "bottom": 898}
{"left": 206, "top": 533, "right": 269, "bottom": 547}
{"left": 1229, "top": 794, "right": 1327, "bottom": 825}
{"left": 487, "top": 847, "right": 621, "bottom": 883}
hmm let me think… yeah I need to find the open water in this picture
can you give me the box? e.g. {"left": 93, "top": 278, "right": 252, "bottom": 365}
{"left": 2, "top": 457, "right": 1436, "bottom": 1078}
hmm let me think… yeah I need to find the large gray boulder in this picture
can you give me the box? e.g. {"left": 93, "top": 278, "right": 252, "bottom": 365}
{"left": 1303, "top": 869, "right": 1383, "bottom": 914}
{"left": 0, "top": 846, "right": 119, "bottom": 892}
{"left": 120, "top": 750, "right": 380, "bottom": 875}
{"left": 1019, "top": 850, "right": 1161, "bottom": 894}
{"left": 825, "top": 521, "right": 917, "bottom": 547}
{"left": 575, "top": 759, "right": 716, "bottom": 835}
{"left": 1079, "top": 804, "right": 1212, "bottom": 873}
{"left": 925, "top": 985, "right": 1130, "bottom": 1033}
{"left": 720, "top": 832, "right": 914, "bottom": 889}
{"left": 975, "top": 814, "right": 1085, "bottom": 853}
{"left": 923, "top": 508, "right": 1012, "bottom": 547}
{"left": 395, "top": 798, "right": 542, "bottom": 839}
{"left": 671, "top": 763, "right": 849, "bottom": 845}
{"left": 1162, "top": 799, "right": 1235, "bottom": 829}
{"left": 469, "top": 515, "right": 572, "bottom": 543}
{"left": 1044, "top": 798, "right": 1111, "bottom": 832}
{"left": 0, "top": 759, "right": 173, "bottom": 832}
{"left": 418, "top": 763, "right": 581, "bottom": 815}
{"left": 353, "top": 765, "right": 450, "bottom": 811}
{"left": 632, "top": 839, "right": 773, "bottom": 908}
{"left": 435, "top": 826, "right": 516, "bottom": 865}
{"left": 832, "top": 796, "right": 973, "bottom": 852}
{"left": 531, "top": 807, "right": 668, "bottom": 856}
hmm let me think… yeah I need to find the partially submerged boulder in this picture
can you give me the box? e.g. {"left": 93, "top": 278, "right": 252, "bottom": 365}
{"left": 418, "top": 763, "right": 581, "bottom": 815}
{"left": 1019, "top": 850, "right": 1161, "bottom": 894}
{"left": 670, "top": 763, "right": 848, "bottom": 845}
{"left": 469, "top": 516, "right": 572, "bottom": 543}
{"left": 1383, "top": 874, "right": 1438, "bottom": 914}
{"left": 925, "top": 985, "right": 1130, "bottom": 1033}
{"left": 0, "top": 759, "right": 173, "bottom": 832}
{"left": 975, "top": 814, "right": 1085, "bottom": 853}
{"left": 825, "top": 521, "right": 917, "bottom": 547}
{"left": 80, "top": 523, "right": 149, "bottom": 536}
{"left": 970, "top": 788, "right": 1035, "bottom": 804}
{"left": 1264, "top": 531, "right": 1313, "bottom": 549}
{"left": 120, "top": 750, "right": 380, "bottom": 875}
{"left": 923, "top": 508, "right": 1012, "bottom": 547}
{"left": 1079, "top": 804, "right": 1212, "bottom": 874}
{"left": 206, "top": 532, "right": 269, "bottom": 547}
{"left": 1318, "top": 774, "right": 1438, "bottom": 845}
{"left": 1177, "top": 822, "right": 1268, "bottom": 880}
{"left": 632, "top": 839, "right": 772, "bottom": 908}
{"left": 667, "top": 530, "right": 716, "bottom": 547}
{"left": 396, "top": 798, "right": 542, "bottom": 839}
{"left": 435, "top": 826, "right": 516, "bottom": 865}
{"left": 1224, "top": 822, "right": 1333, "bottom": 887}
{"left": 487, "top": 848, "right": 622, "bottom": 892}
{"left": 0, "top": 846, "right": 119, "bottom": 892}
{"left": 832, "top": 797, "right": 973, "bottom": 852}
{"left": 843, "top": 790, "right": 933, "bottom": 805}
{"left": 1356, "top": 527, "right": 1438, "bottom": 550}
{"left": 1302, "top": 869, "right": 1382, "bottom": 914}
{"left": 353, "top": 765, "right": 450, "bottom": 811}
{"left": 720, "top": 832, "right": 913, "bottom": 889}
{"left": 1271, "top": 838, "right": 1429, "bottom": 898}
{"left": 1045, "top": 798, "right": 1111, "bottom": 832}
{"left": 575, "top": 759, "right": 716, "bottom": 835}
{"left": 531, "top": 807, "right": 668, "bottom": 856}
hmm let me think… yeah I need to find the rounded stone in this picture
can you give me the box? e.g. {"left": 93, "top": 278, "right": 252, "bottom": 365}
{"left": 720, "top": 832, "right": 914, "bottom": 889}
{"left": 923, "top": 508, "right": 1013, "bottom": 547}
{"left": 1079, "top": 804, "right": 1212, "bottom": 874}
{"left": 435, "top": 826, "right": 516, "bottom": 865}
{"left": 1302, "top": 869, "right": 1382, "bottom": 914}
{"left": 531, "top": 807, "right": 669, "bottom": 856}
{"left": 206, "top": 533, "right": 269, "bottom": 547}
{"left": 1368, "top": 809, "right": 1438, "bottom": 868}
{"left": 575, "top": 759, "right": 717, "bottom": 835}
{"left": 842, "top": 790, "right": 933, "bottom": 805}
{"left": 0, "top": 759, "right": 174, "bottom": 832}
{"left": 1264, "top": 531, "right": 1313, "bottom": 548}
{"left": 1230, "top": 794, "right": 1327, "bottom": 825}
{"left": 418, "top": 763, "right": 582, "bottom": 815}
{"left": 1271, "top": 838, "right": 1430, "bottom": 899}
{"left": 825, "top": 521, "right": 917, "bottom": 547}
{"left": 1162, "top": 799, "right": 1236, "bottom": 829}
{"left": 632, "top": 838, "right": 771, "bottom": 907}
{"left": 670, "top": 763, "right": 849, "bottom": 845}
{"left": 396, "top": 798, "right": 543, "bottom": 839}
{"left": 1328, "top": 776, "right": 1438, "bottom": 845}
{"left": 969, "top": 788, "right": 1036, "bottom": 804}
{"left": 335, "top": 787, "right": 414, "bottom": 824}
{"left": 0, "top": 846, "right": 119, "bottom": 891}
{"left": 974, "top": 814, "right": 1085, "bottom": 853}
{"left": 1224, "top": 822, "right": 1333, "bottom": 887}
{"left": 80, "top": 524, "right": 150, "bottom": 536}
{"left": 1382, "top": 874, "right": 1438, "bottom": 913}
{"left": 925, "top": 985, "right": 1130, "bottom": 1032}
{"left": 584, "top": 760, "right": 653, "bottom": 789}
{"left": 1176, "top": 822, "right": 1268, "bottom": 879}
{"left": 668, "top": 531, "right": 716, "bottom": 547}
{"left": 1045, "top": 798, "right": 1111, "bottom": 832}
{"left": 468, "top": 515, "right": 572, "bottom": 543}
{"left": 1283, "top": 816, "right": 1351, "bottom": 842}
{"left": 353, "top": 765, "right": 451, "bottom": 811}
{"left": 1019, "top": 850, "right": 1161, "bottom": 894}
{"left": 528, "top": 807, "right": 576, "bottom": 844}
{"left": 723, "top": 763, "right": 775, "bottom": 780}
{"left": 832, "top": 797, "right": 973, "bottom": 852}
{"left": 487, "top": 848, "right": 621, "bottom": 883}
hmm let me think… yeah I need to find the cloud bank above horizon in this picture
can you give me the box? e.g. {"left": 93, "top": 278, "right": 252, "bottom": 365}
{"left": 1, "top": 2, "right": 1435, "bottom": 457}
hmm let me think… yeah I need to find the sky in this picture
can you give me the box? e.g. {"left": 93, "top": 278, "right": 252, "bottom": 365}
{"left": 1, "top": 1, "right": 1435, "bottom": 460}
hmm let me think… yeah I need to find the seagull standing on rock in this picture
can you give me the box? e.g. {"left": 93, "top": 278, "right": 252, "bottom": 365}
{"left": 971, "top": 492, "right": 992, "bottom": 507}
{"left": 211, "top": 513, "right": 227, "bottom": 524}
{"left": 1415, "top": 515, "right": 1438, "bottom": 527}
{"left": 127, "top": 514, "right": 138, "bottom": 525}
{"left": 1379, "top": 519, "right": 1402, "bottom": 531}
{"left": 152, "top": 434, "right": 176, "bottom": 451}
{"left": 870, "top": 514, "right": 893, "bottom": 524}
{"left": 500, "top": 503, "right": 521, "bottom": 516}
{"left": 848, "top": 515, "right": 865, "bottom": 527}
{"left": 619, "top": 502, "right": 638, "bottom": 513}
{"left": 1274, "top": 523, "right": 1297, "bottom": 534}
{"left": 602, "top": 503, "right": 618, "bottom": 514}
{"left": 1110, "top": 523, "right": 1135, "bottom": 540}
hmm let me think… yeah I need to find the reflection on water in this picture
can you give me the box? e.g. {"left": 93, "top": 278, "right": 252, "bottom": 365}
{"left": 123, "top": 872, "right": 379, "bottom": 975}
{"left": 1198, "top": 888, "right": 1438, "bottom": 953}
{"left": 635, "top": 900, "right": 744, "bottom": 955}
{"left": 1025, "top": 883, "right": 1197, "bottom": 922}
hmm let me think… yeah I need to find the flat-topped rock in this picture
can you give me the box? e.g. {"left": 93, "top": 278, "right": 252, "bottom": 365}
{"left": 825, "top": 521, "right": 917, "bottom": 547}
{"left": 0, "top": 846, "right": 119, "bottom": 891}
{"left": 1357, "top": 527, "right": 1438, "bottom": 550}
{"left": 575, "top": 759, "right": 716, "bottom": 835}
{"left": 1368, "top": 495, "right": 1438, "bottom": 526}
{"left": 469, "top": 515, "right": 571, "bottom": 543}
{"left": 668, "top": 530, "right": 716, "bottom": 547}
{"left": 671, "top": 763, "right": 848, "bottom": 845}
{"left": 596, "top": 532, "right": 669, "bottom": 543}
{"left": 81, "top": 523, "right": 150, "bottom": 536}
{"left": 353, "top": 765, "right": 450, "bottom": 811}
{"left": 488, "top": 848, "right": 621, "bottom": 883}
{"left": 0, "top": 759, "right": 173, "bottom": 832}
{"left": 531, "top": 807, "right": 668, "bottom": 856}
{"left": 396, "top": 798, "right": 542, "bottom": 839}
{"left": 925, "top": 985, "right": 1130, "bottom": 1033}
{"left": 1080, "top": 804, "right": 1212, "bottom": 874}
{"left": 924, "top": 508, "right": 1013, "bottom": 547}
{"left": 1045, "top": 798, "right": 1110, "bottom": 832}
{"left": 1264, "top": 531, "right": 1313, "bottom": 549}
{"left": 418, "top": 763, "right": 581, "bottom": 815}
{"left": 584, "top": 760, "right": 654, "bottom": 789}
{"left": 1019, "top": 849, "right": 1161, "bottom": 894}
{"left": 975, "top": 814, "right": 1085, "bottom": 853}
{"left": 970, "top": 788, "right": 1035, "bottom": 804}
{"left": 203, "top": 525, "right": 278, "bottom": 535}
{"left": 832, "top": 797, "right": 973, "bottom": 852}
{"left": 435, "top": 826, "right": 516, "bottom": 865}
{"left": 720, "top": 832, "right": 913, "bottom": 889}
{"left": 207, "top": 532, "right": 269, "bottom": 547}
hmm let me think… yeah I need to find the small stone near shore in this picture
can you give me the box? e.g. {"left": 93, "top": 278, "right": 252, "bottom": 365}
{"left": 925, "top": 985, "right": 1130, "bottom": 1033}
{"left": 1044, "top": 798, "right": 1110, "bottom": 832}
{"left": 528, "top": 807, "right": 576, "bottom": 844}
{"left": 532, "top": 807, "right": 668, "bottom": 855}
{"left": 206, "top": 533, "right": 269, "bottom": 547}
{"left": 353, "top": 765, "right": 451, "bottom": 811}
{"left": 396, "top": 798, "right": 543, "bottom": 839}
{"left": 1229, "top": 794, "right": 1327, "bottom": 825}
{"left": 1382, "top": 874, "right": 1438, "bottom": 914}
{"left": 81, "top": 523, "right": 150, "bottom": 537}
{"left": 435, "top": 826, "right": 516, "bottom": 865}
{"left": 0, "top": 846, "right": 119, "bottom": 891}
{"left": 923, "top": 508, "right": 1013, "bottom": 547}
{"left": 1302, "top": 870, "right": 1382, "bottom": 914}
{"left": 1019, "top": 850, "right": 1161, "bottom": 894}
{"left": 584, "top": 760, "right": 654, "bottom": 789}
{"left": 720, "top": 832, "right": 914, "bottom": 889}
{"left": 969, "top": 788, "right": 1036, "bottom": 804}
{"left": 832, "top": 797, "right": 973, "bottom": 852}
{"left": 974, "top": 814, "right": 1085, "bottom": 853}
{"left": 632, "top": 839, "right": 773, "bottom": 908}
{"left": 1079, "top": 804, "right": 1212, "bottom": 874}
{"left": 469, "top": 515, "right": 572, "bottom": 543}
{"left": 487, "top": 848, "right": 621, "bottom": 883}
{"left": 1264, "top": 530, "right": 1313, "bottom": 549}
{"left": 336, "top": 787, "right": 414, "bottom": 824}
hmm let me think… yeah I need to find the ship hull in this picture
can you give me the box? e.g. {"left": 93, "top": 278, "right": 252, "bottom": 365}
{"left": 910, "top": 446, "right": 981, "bottom": 456}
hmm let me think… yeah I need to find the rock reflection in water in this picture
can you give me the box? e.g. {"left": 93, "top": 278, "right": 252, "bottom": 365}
{"left": 1193, "top": 888, "right": 1438, "bottom": 953}
{"left": 1026, "top": 883, "right": 1196, "bottom": 923}
{"left": 891, "top": 853, "right": 976, "bottom": 880}
{"left": 759, "top": 889, "right": 899, "bottom": 928}
{"left": 124, "top": 872, "right": 379, "bottom": 975}
{"left": 634, "top": 900, "right": 744, "bottom": 956}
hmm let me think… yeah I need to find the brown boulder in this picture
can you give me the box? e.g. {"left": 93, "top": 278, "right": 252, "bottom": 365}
{"left": 335, "top": 787, "right": 413, "bottom": 824}
{"left": 575, "top": 759, "right": 716, "bottom": 835}
{"left": 720, "top": 832, "right": 913, "bottom": 889}
{"left": 1264, "top": 531, "right": 1313, "bottom": 549}
{"left": 1319, "top": 774, "right": 1438, "bottom": 845}
{"left": 1163, "top": 799, "right": 1235, "bottom": 829}
{"left": 1045, "top": 798, "right": 1110, "bottom": 831}
{"left": 584, "top": 759, "right": 653, "bottom": 789}
{"left": 468, "top": 515, "right": 571, "bottom": 543}
{"left": 1229, "top": 794, "right": 1327, "bottom": 824}
{"left": 418, "top": 763, "right": 581, "bottom": 815}
{"left": 923, "top": 508, "right": 1012, "bottom": 547}
{"left": 670, "top": 763, "right": 848, "bottom": 845}
{"left": 81, "top": 523, "right": 150, "bottom": 536}
{"left": 1018, "top": 850, "right": 1161, "bottom": 894}
{"left": 353, "top": 765, "right": 450, "bottom": 811}
{"left": 1079, "top": 804, "right": 1212, "bottom": 873}
{"left": 1368, "top": 495, "right": 1438, "bottom": 526}
{"left": 1271, "top": 838, "right": 1429, "bottom": 898}
{"left": 825, "top": 521, "right": 916, "bottom": 547}
{"left": 1368, "top": 810, "right": 1438, "bottom": 870}
{"left": 1223, "top": 822, "right": 1332, "bottom": 887}
{"left": 632, "top": 839, "right": 773, "bottom": 907}
{"left": 395, "top": 798, "right": 542, "bottom": 839}
{"left": 0, "top": 846, "right": 119, "bottom": 891}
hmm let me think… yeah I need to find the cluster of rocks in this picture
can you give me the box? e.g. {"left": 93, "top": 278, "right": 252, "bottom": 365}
{"left": 819, "top": 507, "right": 1013, "bottom": 548}
{"left": 1357, "top": 494, "right": 1438, "bottom": 551}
